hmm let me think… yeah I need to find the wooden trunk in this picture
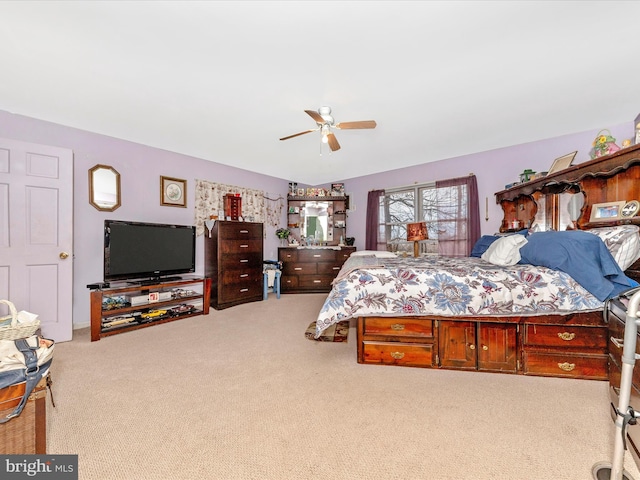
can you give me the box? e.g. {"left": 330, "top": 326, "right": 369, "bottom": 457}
{"left": 0, "top": 375, "right": 49, "bottom": 454}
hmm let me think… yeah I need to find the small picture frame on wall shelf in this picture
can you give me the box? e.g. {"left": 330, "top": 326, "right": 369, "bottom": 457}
{"left": 547, "top": 151, "right": 577, "bottom": 175}
{"left": 621, "top": 200, "right": 640, "bottom": 218}
{"left": 589, "top": 201, "right": 626, "bottom": 222}
{"left": 160, "top": 176, "right": 187, "bottom": 208}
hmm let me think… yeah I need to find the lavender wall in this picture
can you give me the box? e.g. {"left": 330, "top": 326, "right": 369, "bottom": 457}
{"left": 0, "top": 109, "right": 633, "bottom": 330}
{"left": 0, "top": 110, "right": 289, "bottom": 329}
{"left": 335, "top": 122, "right": 633, "bottom": 249}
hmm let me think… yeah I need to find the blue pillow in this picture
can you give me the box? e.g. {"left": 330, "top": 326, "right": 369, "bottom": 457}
{"left": 470, "top": 235, "right": 500, "bottom": 257}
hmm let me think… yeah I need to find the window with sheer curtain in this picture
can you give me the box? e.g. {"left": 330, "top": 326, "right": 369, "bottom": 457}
{"left": 374, "top": 175, "right": 480, "bottom": 257}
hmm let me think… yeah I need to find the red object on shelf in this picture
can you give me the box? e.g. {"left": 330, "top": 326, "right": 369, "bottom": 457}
{"left": 224, "top": 194, "right": 242, "bottom": 220}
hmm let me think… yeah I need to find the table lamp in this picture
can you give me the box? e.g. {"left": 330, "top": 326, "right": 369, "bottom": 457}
{"left": 407, "top": 222, "right": 428, "bottom": 257}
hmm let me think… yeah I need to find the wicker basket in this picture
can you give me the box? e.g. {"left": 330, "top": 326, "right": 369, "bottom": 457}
{"left": 0, "top": 300, "right": 40, "bottom": 341}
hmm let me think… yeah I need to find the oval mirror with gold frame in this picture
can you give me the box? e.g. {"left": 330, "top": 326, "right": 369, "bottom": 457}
{"left": 89, "top": 164, "right": 121, "bottom": 211}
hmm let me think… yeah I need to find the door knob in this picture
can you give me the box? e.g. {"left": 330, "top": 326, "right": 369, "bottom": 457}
{"left": 59, "top": 252, "right": 69, "bottom": 259}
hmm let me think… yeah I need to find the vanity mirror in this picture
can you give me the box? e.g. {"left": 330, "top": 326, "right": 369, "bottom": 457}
{"left": 287, "top": 197, "right": 347, "bottom": 245}
{"left": 89, "top": 164, "right": 121, "bottom": 211}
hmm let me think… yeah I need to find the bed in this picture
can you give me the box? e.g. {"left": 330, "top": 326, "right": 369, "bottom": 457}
{"left": 314, "top": 225, "right": 640, "bottom": 379}
{"left": 313, "top": 145, "right": 640, "bottom": 379}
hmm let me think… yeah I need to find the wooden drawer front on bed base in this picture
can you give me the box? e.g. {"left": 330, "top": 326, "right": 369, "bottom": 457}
{"left": 521, "top": 323, "right": 608, "bottom": 379}
{"left": 362, "top": 318, "right": 434, "bottom": 339}
{"left": 361, "top": 341, "right": 435, "bottom": 367}
{"left": 357, "top": 314, "right": 608, "bottom": 380}
{"left": 358, "top": 317, "right": 436, "bottom": 368}
{"left": 522, "top": 351, "right": 608, "bottom": 379}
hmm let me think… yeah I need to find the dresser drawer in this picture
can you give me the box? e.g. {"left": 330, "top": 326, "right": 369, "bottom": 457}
{"left": 220, "top": 252, "right": 263, "bottom": 269}
{"left": 360, "top": 341, "right": 434, "bottom": 367}
{"left": 279, "top": 248, "right": 298, "bottom": 262}
{"left": 523, "top": 324, "right": 607, "bottom": 349}
{"left": 220, "top": 239, "right": 263, "bottom": 254}
{"left": 218, "top": 280, "right": 262, "bottom": 303}
{"left": 522, "top": 351, "right": 608, "bottom": 379}
{"left": 298, "top": 249, "right": 337, "bottom": 262}
{"left": 318, "top": 263, "right": 343, "bottom": 275}
{"left": 282, "top": 262, "right": 317, "bottom": 275}
{"left": 298, "top": 275, "right": 334, "bottom": 289}
{"left": 362, "top": 317, "right": 434, "bottom": 339}
{"left": 219, "top": 223, "right": 262, "bottom": 240}
{"left": 220, "top": 268, "right": 261, "bottom": 285}
{"left": 336, "top": 247, "right": 356, "bottom": 263}
{"left": 280, "top": 275, "right": 298, "bottom": 289}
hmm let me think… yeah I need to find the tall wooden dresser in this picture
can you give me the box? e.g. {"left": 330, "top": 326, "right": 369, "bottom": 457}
{"left": 205, "top": 221, "right": 263, "bottom": 309}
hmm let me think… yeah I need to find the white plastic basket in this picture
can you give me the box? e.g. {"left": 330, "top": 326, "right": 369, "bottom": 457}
{"left": 0, "top": 300, "right": 40, "bottom": 341}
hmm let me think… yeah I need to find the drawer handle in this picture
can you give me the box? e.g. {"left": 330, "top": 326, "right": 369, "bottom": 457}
{"left": 240, "top": 230, "right": 249, "bottom": 234}
{"left": 333, "top": 267, "right": 340, "bottom": 270}
{"left": 611, "top": 336, "right": 624, "bottom": 349}
{"left": 557, "top": 332, "right": 576, "bottom": 341}
{"left": 313, "top": 280, "right": 321, "bottom": 283}
{"left": 240, "top": 244, "right": 249, "bottom": 248}
{"left": 390, "top": 351, "right": 405, "bottom": 360}
{"left": 240, "top": 274, "right": 248, "bottom": 278}
{"left": 390, "top": 324, "right": 405, "bottom": 331}
{"left": 313, "top": 254, "right": 321, "bottom": 257}
{"left": 557, "top": 362, "right": 575, "bottom": 372}
{"left": 240, "top": 288, "right": 249, "bottom": 293}
{"left": 240, "top": 259, "right": 249, "bottom": 263}
{"left": 294, "top": 267, "right": 302, "bottom": 271}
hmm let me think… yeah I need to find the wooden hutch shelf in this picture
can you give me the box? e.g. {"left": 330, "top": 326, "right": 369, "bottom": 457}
{"left": 495, "top": 143, "right": 640, "bottom": 232}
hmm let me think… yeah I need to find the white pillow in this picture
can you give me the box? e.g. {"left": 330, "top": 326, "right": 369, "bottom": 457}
{"left": 585, "top": 225, "right": 640, "bottom": 271}
{"left": 481, "top": 234, "right": 528, "bottom": 266}
{"left": 350, "top": 250, "right": 398, "bottom": 258}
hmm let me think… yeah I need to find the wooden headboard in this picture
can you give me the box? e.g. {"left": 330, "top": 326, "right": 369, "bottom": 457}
{"left": 495, "top": 144, "right": 640, "bottom": 281}
{"left": 495, "top": 143, "right": 640, "bottom": 233}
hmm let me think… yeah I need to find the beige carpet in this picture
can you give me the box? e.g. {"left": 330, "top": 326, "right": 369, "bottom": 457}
{"left": 46, "top": 293, "right": 640, "bottom": 480}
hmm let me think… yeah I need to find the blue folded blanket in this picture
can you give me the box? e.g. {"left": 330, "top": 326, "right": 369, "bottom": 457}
{"left": 518, "top": 230, "right": 638, "bottom": 301}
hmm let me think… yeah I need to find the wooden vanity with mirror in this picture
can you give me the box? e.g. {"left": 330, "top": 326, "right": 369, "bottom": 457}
{"left": 280, "top": 195, "right": 355, "bottom": 293}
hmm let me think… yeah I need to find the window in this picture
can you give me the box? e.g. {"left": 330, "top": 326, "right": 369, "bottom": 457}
{"left": 379, "top": 176, "right": 479, "bottom": 256}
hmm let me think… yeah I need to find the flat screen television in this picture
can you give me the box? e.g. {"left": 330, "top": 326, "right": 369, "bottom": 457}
{"left": 104, "top": 220, "right": 196, "bottom": 284}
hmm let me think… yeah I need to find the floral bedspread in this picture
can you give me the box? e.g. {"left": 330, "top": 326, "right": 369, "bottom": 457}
{"left": 315, "top": 255, "right": 603, "bottom": 338}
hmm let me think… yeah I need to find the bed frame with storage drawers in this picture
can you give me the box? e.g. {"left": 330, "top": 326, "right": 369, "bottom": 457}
{"left": 356, "top": 144, "right": 640, "bottom": 380}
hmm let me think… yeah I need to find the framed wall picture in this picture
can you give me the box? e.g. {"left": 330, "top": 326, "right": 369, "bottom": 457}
{"left": 547, "top": 151, "right": 577, "bottom": 175}
{"left": 589, "top": 201, "right": 626, "bottom": 222}
{"left": 160, "top": 176, "right": 187, "bottom": 207}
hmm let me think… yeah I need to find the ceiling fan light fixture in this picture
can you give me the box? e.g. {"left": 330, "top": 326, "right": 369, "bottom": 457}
{"left": 321, "top": 124, "right": 330, "bottom": 143}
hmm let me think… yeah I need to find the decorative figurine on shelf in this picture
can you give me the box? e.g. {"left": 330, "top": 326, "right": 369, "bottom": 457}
{"left": 589, "top": 129, "right": 620, "bottom": 159}
{"left": 519, "top": 169, "right": 535, "bottom": 182}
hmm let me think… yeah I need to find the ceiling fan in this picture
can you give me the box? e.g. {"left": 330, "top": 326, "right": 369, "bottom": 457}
{"left": 279, "top": 106, "right": 376, "bottom": 152}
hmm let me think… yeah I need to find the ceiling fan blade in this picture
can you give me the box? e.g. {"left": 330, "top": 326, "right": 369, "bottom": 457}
{"left": 279, "top": 129, "right": 316, "bottom": 141}
{"left": 305, "top": 109, "right": 325, "bottom": 124}
{"left": 335, "top": 120, "right": 377, "bottom": 130}
{"left": 327, "top": 132, "right": 341, "bottom": 151}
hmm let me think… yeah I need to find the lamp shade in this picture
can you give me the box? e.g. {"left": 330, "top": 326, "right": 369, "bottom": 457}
{"left": 407, "top": 222, "right": 428, "bottom": 241}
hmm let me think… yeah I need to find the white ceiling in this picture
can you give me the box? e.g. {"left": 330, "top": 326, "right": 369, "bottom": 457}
{"left": 1, "top": 1, "right": 639, "bottom": 185}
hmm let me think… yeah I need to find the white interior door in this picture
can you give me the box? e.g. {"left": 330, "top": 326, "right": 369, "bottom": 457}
{"left": 0, "top": 137, "right": 73, "bottom": 342}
